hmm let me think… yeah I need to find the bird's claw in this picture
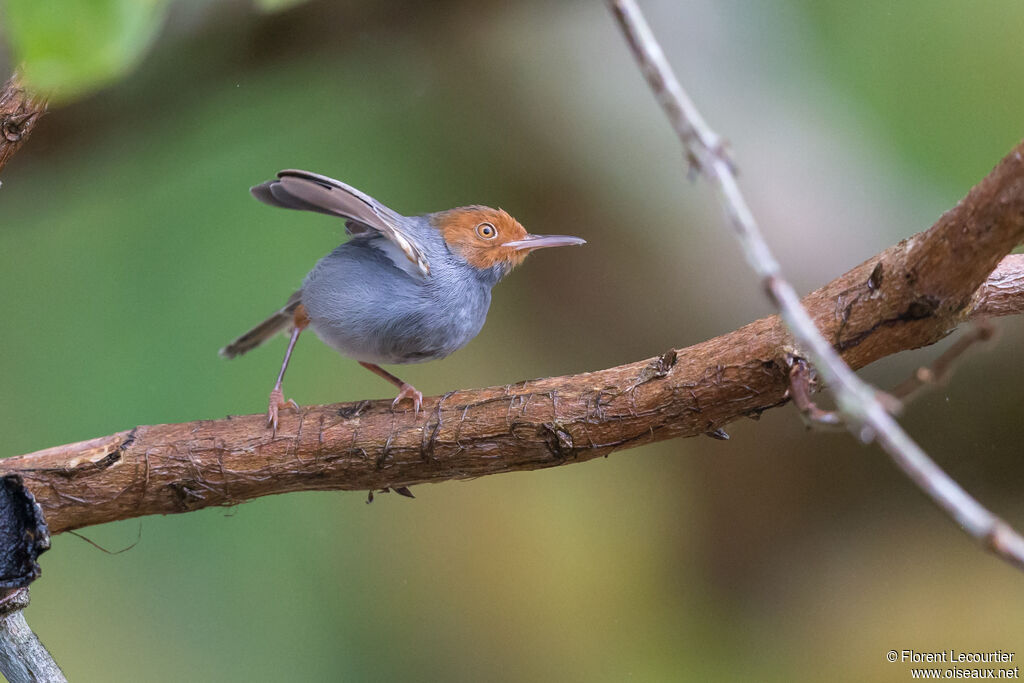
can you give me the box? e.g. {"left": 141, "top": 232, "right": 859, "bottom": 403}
{"left": 267, "top": 386, "right": 299, "bottom": 434}
{"left": 391, "top": 383, "right": 423, "bottom": 414}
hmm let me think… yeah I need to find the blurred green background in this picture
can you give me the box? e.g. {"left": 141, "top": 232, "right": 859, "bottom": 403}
{"left": 2, "top": 0, "right": 1023, "bottom": 681}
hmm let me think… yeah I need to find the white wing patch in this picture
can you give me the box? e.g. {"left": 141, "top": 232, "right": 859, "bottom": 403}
{"left": 369, "top": 238, "right": 429, "bottom": 279}
{"left": 385, "top": 230, "right": 431, "bottom": 277}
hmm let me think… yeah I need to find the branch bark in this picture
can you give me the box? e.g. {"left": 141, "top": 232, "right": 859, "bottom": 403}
{"left": 1, "top": 68, "right": 1022, "bottom": 548}
{"left": 2, "top": 247, "right": 1022, "bottom": 535}
{"left": 0, "top": 74, "right": 46, "bottom": 176}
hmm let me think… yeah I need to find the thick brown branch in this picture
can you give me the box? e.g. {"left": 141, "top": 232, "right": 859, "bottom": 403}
{"left": 2, "top": 235, "right": 1022, "bottom": 534}
{"left": 0, "top": 74, "right": 46, "bottom": 176}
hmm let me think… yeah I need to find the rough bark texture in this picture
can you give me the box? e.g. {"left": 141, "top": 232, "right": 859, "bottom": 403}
{"left": 0, "top": 75, "right": 46, "bottom": 175}
{"left": 970, "top": 253, "right": 1024, "bottom": 319}
{"left": 3, "top": 141, "right": 1024, "bottom": 535}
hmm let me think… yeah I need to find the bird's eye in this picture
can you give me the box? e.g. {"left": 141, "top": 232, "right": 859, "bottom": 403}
{"left": 475, "top": 222, "right": 497, "bottom": 240}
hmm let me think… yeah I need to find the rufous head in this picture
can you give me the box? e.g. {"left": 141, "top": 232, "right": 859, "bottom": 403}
{"left": 433, "top": 206, "right": 585, "bottom": 274}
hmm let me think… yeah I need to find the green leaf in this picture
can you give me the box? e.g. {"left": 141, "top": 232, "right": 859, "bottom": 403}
{"left": 3, "top": 0, "right": 170, "bottom": 103}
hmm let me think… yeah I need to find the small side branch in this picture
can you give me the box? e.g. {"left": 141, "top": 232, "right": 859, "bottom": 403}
{"left": 788, "top": 359, "right": 842, "bottom": 428}
{"left": 890, "top": 321, "right": 996, "bottom": 402}
{"left": 790, "top": 319, "right": 994, "bottom": 426}
{"left": 608, "top": 0, "right": 1024, "bottom": 569}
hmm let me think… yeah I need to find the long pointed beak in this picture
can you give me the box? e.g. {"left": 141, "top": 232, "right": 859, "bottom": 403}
{"left": 502, "top": 234, "right": 587, "bottom": 251}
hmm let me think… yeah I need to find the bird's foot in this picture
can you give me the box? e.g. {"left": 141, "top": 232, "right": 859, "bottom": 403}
{"left": 267, "top": 386, "right": 299, "bottom": 434}
{"left": 391, "top": 383, "right": 423, "bottom": 414}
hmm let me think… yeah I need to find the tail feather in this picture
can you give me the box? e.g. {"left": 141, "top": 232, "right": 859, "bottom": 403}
{"left": 251, "top": 178, "right": 337, "bottom": 217}
{"left": 220, "top": 292, "right": 303, "bottom": 359}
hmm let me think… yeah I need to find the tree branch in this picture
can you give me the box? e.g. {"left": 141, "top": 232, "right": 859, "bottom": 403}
{"left": 1, "top": 64, "right": 1023, "bottom": 566}
{"left": 0, "top": 74, "right": 46, "bottom": 176}
{"left": 607, "top": 0, "right": 1024, "bottom": 569}
{"left": 1, "top": 237, "right": 1021, "bottom": 535}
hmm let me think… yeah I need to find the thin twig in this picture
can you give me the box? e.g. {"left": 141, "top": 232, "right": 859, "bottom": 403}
{"left": 890, "top": 321, "right": 997, "bottom": 402}
{"left": 66, "top": 522, "right": 143, "bottom": 555}
{"left": 608, "top": 0, "right": 1024, "bottom": 569}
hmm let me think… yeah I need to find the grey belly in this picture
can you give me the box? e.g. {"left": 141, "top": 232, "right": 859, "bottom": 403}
{"left": 300, "top": 244, "right": 490, "bottom": 365}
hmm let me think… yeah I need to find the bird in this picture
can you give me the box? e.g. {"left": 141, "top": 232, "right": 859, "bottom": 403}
{"left": 221, "top": 169, "right": 586, "bottom": 432}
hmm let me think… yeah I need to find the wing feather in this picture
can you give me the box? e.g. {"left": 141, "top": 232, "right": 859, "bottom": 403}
{"left": 251, "top": 170, "right": 431, "bottom": 276}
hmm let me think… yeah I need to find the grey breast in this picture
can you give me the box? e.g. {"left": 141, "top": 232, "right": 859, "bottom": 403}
{"left": 300, "top": 235, "right": 492, "bottom": 365}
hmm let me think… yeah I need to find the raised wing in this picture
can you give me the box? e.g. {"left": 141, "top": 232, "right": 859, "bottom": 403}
{"left": 251, "top": 169, "right": 431, "bottom": 277}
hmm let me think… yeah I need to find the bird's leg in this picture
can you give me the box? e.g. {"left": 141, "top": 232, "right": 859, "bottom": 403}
{"left": 267, "top": 327, "right": 302, "bottom": 433}
{"left": 358, "top": 362, "right": 423, "bottom": 414}
{"left": 267, "top": 307, "right": 308, "bottom": 434}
